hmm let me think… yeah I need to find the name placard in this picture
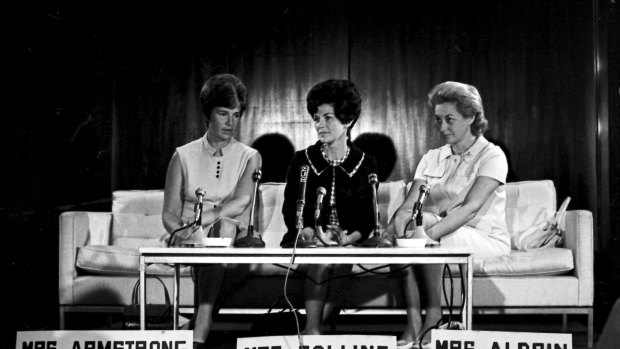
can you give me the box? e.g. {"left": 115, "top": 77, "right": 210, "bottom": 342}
{"left": 16, "top": 330, "right": 193, "bottom": 349}
{"left": 236, "top": 335, "right": 396, "bottom": 349}
{"left": 430, "top": 329, "right": 572, "bottom": 349}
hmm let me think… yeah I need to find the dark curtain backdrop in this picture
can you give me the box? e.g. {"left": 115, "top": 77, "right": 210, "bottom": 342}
{"left": 109, "top": 1, "right": 352, "bottom": 189}
{"left": 106, "top": 0, "right": 596, "bottom": 221}
{"left": 350, "top": 0, "right": 597, "bottom": 190}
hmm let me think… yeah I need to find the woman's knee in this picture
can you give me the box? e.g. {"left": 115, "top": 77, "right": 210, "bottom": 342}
{"left": 211, "top": 218, "right": 240, "bottom": 239}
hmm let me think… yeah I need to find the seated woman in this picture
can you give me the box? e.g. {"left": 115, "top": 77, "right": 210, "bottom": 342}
{"left": 280, "top": 79, "right": 378, "bottom": 334}
{"left": 385, "top": 81, "right": 511, "bottom": 349}
{"left": 162, "top": 73, "right": 262, "bottom": 348}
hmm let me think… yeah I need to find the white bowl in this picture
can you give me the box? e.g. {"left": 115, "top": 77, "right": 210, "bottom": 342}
{"left": 202, "top": 237, "right": 232, "bottom": 247}
{"left": 396, "top": 238, "right": 427, "bottom": 248}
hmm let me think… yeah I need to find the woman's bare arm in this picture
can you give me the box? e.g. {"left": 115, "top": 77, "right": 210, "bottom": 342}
{"left": 162, "top": 152, "right": 186, "bottom": 235}
{"left": 426, "top": 176, "right": 500, "bottom": 240}
{"left": 384, "top": 179, "right": 427, "bottom": 237}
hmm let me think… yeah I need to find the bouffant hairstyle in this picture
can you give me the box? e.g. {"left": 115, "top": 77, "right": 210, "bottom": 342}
{"left": 427, "top": 81, "right": 488, "bottom": 136}
{"left": 306, "top": 79, "right": 362, "bottom": 137}
{"left": 200, "top": 74, "right": 247, "bottom": 125}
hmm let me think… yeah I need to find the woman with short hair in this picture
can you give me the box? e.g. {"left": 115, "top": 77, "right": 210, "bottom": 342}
{"left": 386, "top": 81, "right": 510, "bottom": 349}
{"left": 163, "top": 73, "right": 262, "bottom": 348}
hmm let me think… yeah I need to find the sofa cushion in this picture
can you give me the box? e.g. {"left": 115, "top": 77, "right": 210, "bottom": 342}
{"left": 377, "top": 180, "right": 407, "bottom": 228}
{"left": 504, "top": 180, "right": 557, "bottom": 250}
{"left": 475, "top": 247, "right": 574, "bottom": 276}
{"left": 76, "top": 245, "right": 141, "bottom": 275}
{"left": 257, "top": 183, "right": 287, "bottom": 247}
{"left": 75, "top": 245, "right": 190, "bottom": 276}
{"left": 113, "top": 190, "right": 165, "bottom": 215}
{"left": 111, "top": 213, "right": 168, "bottom": 248}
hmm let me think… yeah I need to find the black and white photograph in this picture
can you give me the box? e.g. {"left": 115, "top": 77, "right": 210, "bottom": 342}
{"left": 3, "top": 1, "right": 619, "bottom": 349}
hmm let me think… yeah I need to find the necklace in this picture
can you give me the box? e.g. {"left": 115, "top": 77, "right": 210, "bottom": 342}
{"left": 320, "top": 143, "right": 350, "bottom": 227}
{"left": 321, "top": 143, "right": 350, "bottom": 166}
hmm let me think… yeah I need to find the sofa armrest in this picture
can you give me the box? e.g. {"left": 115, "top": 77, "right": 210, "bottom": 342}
{"left": 59, "top": 211, "right": 112, "bottom": 304}
{"left": 563, "top": 210, "right": 593, "bottom": 306}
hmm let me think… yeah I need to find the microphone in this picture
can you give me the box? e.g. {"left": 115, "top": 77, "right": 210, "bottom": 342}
{"left": 179, "top": 188, "right": 207, "bottom": 247}
{"left": 314, "top": 187, "right": 326, "bottom": 224}
{"left": 234, "top": 170, "right": 265, "bottom": 248}
{"left": 193, "top": 188, "right": 206, "bottom": 227}
{"left": 311, "top": 186, "right": 337, "bottom": 247}
{"left": 410, "top": 184, "right": 430, "bottom": 223}
{"left": 361, "top": 173, "right": 393, "bottom": 247}
{"left": 368, "top": 173, "right": 380, "bottom": 233}
{"left": 296, "top": 165, "right": 309, "bottom": 230}
{"left": 368, "top": 173, "right": 379, "bottom": 186}
{"left": 408, "top": 184, "right": 438, "bottom": 246}
{"left": 292, "top": 164, "right": 317, "bottom": 248}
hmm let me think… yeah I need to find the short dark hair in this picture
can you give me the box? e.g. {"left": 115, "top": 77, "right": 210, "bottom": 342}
{"left": 427, "top": 81, "right": 488, "bottom": 136}
{"left": 200, "top": 74, "right": 247, "bottom": 123}
{"left": 306, "top": 79, "right": 362, "bottom": 135}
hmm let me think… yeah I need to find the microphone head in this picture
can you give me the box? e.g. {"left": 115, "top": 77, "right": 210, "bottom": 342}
{"left": 368, "top": 173, "right": 378, "bottom": 185}
{"left": 416, "top": 184, "right": 430, "bottom": 205}
{"left": 195, "top": 188, "right": 207, "bottom": 197}
{"left": 252, "top": 169, "right": 262, "bottom": 182}
{"left": 316, "top": 187, "right": 326, "bottom": 196}
{"left": 300, "top": 165, "right": 309, "bottom": 183}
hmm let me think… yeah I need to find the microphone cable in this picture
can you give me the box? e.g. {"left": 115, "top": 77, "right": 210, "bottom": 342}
{"left": 402, "top": 208, "right": 416, "bottom": 237}
{"left": 167, "top": 216, "right": 228, "bottom": 247}
{"left": 274, "top": 263, "right": 414, "bottom": 285}
{"left": 166, "top": 222, "right": 197, "bottom": 247}
{"left": 283, "top": 227, "right": 305, "bottom": 347}
{"left": 278, "top": 256, "right": 466, "bottom": 347}
{"left": 457, "top": 264, "right": 466, "bottom": 322}
{"left": 355, "top": 263, "right": 412, "bottom": 276}
{"left": 415, "top": 264, "right": 466, "bottom": 349}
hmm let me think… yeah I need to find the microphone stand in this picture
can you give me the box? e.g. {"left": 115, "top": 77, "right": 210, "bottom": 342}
{"left": 178, "top": 188, "right": 207, "bottom": 247}
{"left": 282, "top": 164, "right": 316, "bottom": 248}
{"left": 234, "top": 170, "right": 266, "bottom": 247}
{"left": 294, "top": 187, "right": 317, "bottom": 248}
{"left": 362, "top": 173, "right": 393, "bottom": 247}
{"left": 403, "top": 184, "right": 430, "bottom": 237}
{"left": 312, "top": 187, "right": 337, "bottom": 247}
{"left": 295, "top": 203, "right": 318, "bottom": 247}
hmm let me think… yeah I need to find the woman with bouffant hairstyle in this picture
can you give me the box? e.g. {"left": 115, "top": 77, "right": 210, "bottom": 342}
{"left": 281, "top": 79, "right": 377, "bottom": 334}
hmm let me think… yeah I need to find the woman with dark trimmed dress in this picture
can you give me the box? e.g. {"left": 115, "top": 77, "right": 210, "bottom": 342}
{"left": 281, "top": 79, "right": 378, "bottom": 334}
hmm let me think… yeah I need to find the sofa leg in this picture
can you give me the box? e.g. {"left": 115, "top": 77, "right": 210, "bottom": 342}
{"left": 562, "top": 314, "right": 567, "bottom": 332}
{"left": 59, "top": 307, "right": 65, "bottom": 330}
{"left": 587, "top": 308, "right": 594, "bottom": 349}
{"left": 107, "top": 313, "right": 114, "bottom": 329}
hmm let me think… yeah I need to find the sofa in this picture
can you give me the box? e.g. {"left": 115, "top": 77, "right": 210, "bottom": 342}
{"left": 59, "top": 179, "right": 593, "bottom": 346}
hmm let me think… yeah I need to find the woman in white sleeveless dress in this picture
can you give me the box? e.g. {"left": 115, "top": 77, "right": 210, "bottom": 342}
{"left": 162, "top": 74, "right": 261, "bottom": 349}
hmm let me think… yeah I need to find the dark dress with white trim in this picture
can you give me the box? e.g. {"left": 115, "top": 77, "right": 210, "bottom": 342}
{"left": 280, "top": 141, "right": 378, "bottom": 247}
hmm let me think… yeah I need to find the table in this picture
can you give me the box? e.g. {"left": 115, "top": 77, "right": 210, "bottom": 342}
{"left": 138, "top": 247, "right": 473, "bottom": 331}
